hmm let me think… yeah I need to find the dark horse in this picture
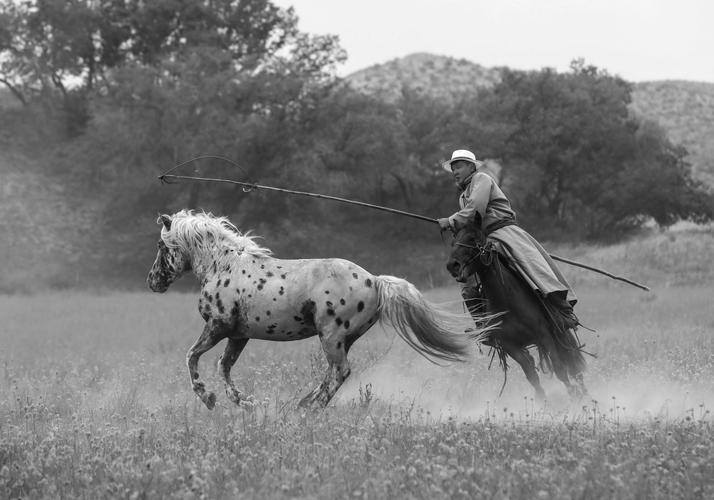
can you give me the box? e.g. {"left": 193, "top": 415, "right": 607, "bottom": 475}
{"left": 446, "top": 218, "right": 588, "bottom": 401}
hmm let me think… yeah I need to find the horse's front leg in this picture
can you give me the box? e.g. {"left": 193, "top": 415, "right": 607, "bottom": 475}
{"left": 187, "top": 321, "right": 227, "bottom": 409}
{"left": 218, "top": 338, "right": 255, "bottom": 407}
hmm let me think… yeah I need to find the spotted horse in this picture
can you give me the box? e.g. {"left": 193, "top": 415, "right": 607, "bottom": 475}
{"left": 147, "top": 210, "right": 484, "bottom": 410}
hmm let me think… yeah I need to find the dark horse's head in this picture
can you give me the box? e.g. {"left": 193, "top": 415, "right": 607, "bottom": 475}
{"left": 446, "top": 216, "right": 489, "bottom": 283}
{"left": 147, "top": 214, "right": 192, "bottom": 293}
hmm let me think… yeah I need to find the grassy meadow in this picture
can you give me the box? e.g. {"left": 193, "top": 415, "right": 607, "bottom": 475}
{"left": 1, "top": 225, "right": 714, "bottom": 499}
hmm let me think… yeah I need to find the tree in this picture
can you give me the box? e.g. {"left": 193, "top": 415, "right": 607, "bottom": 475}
{"left": 475, "top": 60, "right": 711, "bottom": 238}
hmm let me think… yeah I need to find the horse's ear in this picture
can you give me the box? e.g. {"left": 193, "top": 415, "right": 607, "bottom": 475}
{"left": 158, "top": 214, "right": 172, "bottom": 230}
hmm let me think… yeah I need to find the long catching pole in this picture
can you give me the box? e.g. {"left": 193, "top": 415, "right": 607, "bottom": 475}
{"left": 159, "top": 173, "right": 437, "bottom": 223}
{"left": 159, "top": 172, "right": 650, "bottom": 291}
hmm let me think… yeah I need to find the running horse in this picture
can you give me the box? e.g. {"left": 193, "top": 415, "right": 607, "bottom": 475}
{"left": 147, "top": 210, "right": 481, "bottom": 409}
{"left": 446, "top": 217, "right": 588, "bottom": 401}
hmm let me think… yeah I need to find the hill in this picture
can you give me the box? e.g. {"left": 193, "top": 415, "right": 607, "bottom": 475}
{"left": 345, "top": 53, "right": 714, "bottom": 186}
{"left": 346, "top": 52, "right": 502, "bottom": 104}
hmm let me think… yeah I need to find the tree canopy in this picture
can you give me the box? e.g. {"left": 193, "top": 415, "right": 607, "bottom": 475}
{"left": 0, "top": 1, "right": 711, "bottom": 288}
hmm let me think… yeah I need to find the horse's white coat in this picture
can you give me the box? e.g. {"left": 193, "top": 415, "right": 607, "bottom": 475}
{"left": 147, "top": 210, "right": 478, "bottom": 409}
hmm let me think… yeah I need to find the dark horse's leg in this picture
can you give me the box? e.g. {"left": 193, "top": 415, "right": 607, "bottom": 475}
{"left": 502, "top": 342, "right": 546, "bottom": 401}
{"left": 218, "top": 338, "right": 254, "bottom": 407}
{"left": 186, "top": 321, "right": 228, "bottom": 409}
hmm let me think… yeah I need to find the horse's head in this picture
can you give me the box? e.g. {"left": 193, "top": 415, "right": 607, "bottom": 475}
{"left": 446, "top": 215, "right": 488, "bottom": 283}
{"left": 147, "top": 214, "right": 192, "bottom": 292}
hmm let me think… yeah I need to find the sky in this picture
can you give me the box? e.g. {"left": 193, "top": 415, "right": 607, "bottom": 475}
{"left": 273, "top": 0, "right": 714, "bottom": 83}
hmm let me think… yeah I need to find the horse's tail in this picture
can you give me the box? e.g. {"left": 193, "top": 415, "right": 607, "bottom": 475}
{"left": 374, "top": 275, "right": 485, "bottom": 363}
{"left": 539, "top": 303, "right": 588, "bottom": 376}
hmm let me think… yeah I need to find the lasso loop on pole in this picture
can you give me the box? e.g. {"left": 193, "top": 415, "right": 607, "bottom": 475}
{"left": 158, "top": 155, "right": 252, "bottom": 184}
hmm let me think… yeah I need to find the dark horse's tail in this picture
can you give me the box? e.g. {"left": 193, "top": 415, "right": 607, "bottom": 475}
{"left": 538, "top": 299, "right": 588, "bottom": 376}
{"left": 374, "top": 275, "right": 488, "bottom": 363}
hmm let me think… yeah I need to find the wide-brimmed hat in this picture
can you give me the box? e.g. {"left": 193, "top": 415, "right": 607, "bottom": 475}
{"left": 442, "top": 149, "right": 484, "bottom": 172}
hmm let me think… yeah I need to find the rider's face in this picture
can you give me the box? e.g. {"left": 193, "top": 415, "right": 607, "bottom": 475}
{"left": 451, "top": 161, "right": 475, "bottom": 184}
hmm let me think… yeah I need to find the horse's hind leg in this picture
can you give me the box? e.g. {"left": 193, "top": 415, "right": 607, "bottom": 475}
{"left": 186, "top": 322, "right": 227, "bottom": 410}
{"left": 545, "top": 334, "right": 588, "bottom": 400}
{"left": 218, "top": 338, "right": 254, "bottom": 407}
{"left": 504, "top": 344, "right": 546, "bottom": 402}
{"left": 299, "top": 330, "right": 355, "bottom": 409}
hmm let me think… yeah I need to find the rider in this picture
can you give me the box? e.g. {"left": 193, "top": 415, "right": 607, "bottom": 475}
{"left": 437, "top": 149, "right": 578, "bottom": 329}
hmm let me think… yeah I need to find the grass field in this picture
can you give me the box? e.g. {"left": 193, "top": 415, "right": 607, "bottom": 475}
{"left": 1, "top": 272, "right": 713, "bottom": 499}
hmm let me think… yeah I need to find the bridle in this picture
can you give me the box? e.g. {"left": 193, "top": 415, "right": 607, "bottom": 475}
{"left": 453, "top": 239, "right": 495, "bottom": 268}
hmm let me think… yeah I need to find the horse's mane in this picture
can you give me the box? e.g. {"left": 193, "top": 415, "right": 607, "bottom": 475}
{"left": 160, "top": 209, "right": 272, "bottom": 259}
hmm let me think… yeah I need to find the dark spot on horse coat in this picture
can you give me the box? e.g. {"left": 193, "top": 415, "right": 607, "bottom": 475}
{"left": 216, "top": 299, "right": 225, "bottom": 314}
{"left": 280, "top": 274, "right": 286, "bottom": 279}
{"left": 340, "top": 298, "right": 346, "bottom": 305}
{"left": 344, "top": 320, "right": 350, "bottom": 329}
{"left": 266, "top": 311, "right": 271, "bottom": 316}
{"left": 326, "top": 301, "right": 333, "bottom": 308}
{"left": 294, "top": 316, "right": 303, "bottom": 322}
{"left": 344, "top": 333, "right": 360, "bottom": 353}
{"left": 279, "top": 287, "right": 284, "bottom": 295}
{"left": 217, "top": 279, "right": 222, "bottom": 287}
{"left": 242, "top": 270, "right": 246, "bottom": 274}
{"left": 365, "top": 278, "right": 372, "bottom": 288}
{"left": 260, "top": 264, "right": 265, "bottom": 269}
{"left": 337, "top": 341, "right": 342, "bottom": 350}
{"left": 266, "top": 271, "right": 274, "bottom": 277}
{"left": 207, "top": 294, "right": 213, "bottom": 303}
{"left": 257, "top": 284, "right": 263, "bottom": 291}
{"left": 212, "top": 262, "right": 217, "bottom": 273}
{"left": 327, "top": 309, "right": 335, "bottom": 316}
{"left": 336, "top": 318, "right": 343, "bottom": 326}
{"left": 352, "top": 273, "right": 358, "bottom": 279}
{"left": 324, "top": 290, "right": 330, "bottom": 294}
{"left": 300, "top": 300, "right": 316, "bottom": 328}
{"left": 224, "top": 279, "right": 230, "bottom": 287}
{"left": 255, "top": 316, "right": 260, "bottom": 322}
{"left": 357, "top": 301, "right": 364, "bottom": 312}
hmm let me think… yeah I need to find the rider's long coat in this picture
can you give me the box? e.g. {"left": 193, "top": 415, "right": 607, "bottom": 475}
{"left": 448, "top": 171, "right": 577, "bottom": 304}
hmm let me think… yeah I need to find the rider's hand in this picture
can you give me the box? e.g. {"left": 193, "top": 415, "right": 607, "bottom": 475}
{"left": 437, "top": 218, "right": 452, "bottom": 230}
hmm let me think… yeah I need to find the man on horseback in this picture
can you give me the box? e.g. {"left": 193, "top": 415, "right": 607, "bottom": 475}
{"left": 437, "top": 149, "right": 578, "bottom": 330}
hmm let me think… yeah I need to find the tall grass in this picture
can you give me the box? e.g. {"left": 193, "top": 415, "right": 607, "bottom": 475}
{"left": 1, "top": 275, "right": 713, "bottom": 498}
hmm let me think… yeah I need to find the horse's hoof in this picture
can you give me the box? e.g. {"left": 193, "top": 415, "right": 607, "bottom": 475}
{"left": 238, "top": 395, "right": 256, "bottom": 409}
{"left": 204, "top": 392, "right": 217, "bottom": 410}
